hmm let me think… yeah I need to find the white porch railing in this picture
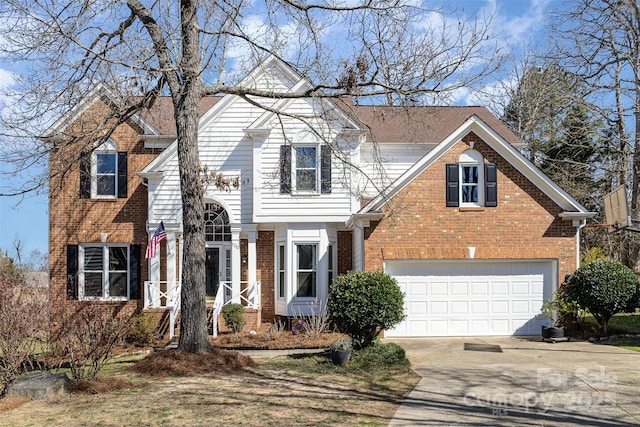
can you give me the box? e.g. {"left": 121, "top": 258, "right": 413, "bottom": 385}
{"left": 212, "top": 281, "right": 261, "bottom": 338}
{"left": 144, "top": 281, "right": 182, "bottom": 340}
{"left": 144, "top": 280, "right": 261, "bottom": 340}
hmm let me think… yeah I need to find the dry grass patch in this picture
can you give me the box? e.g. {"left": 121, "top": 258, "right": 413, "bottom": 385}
{"left": 0, "top": 348, "right": 419, "bottom": 426}
{"left": 71, "top": 378, "right": 138, "bottom": 394}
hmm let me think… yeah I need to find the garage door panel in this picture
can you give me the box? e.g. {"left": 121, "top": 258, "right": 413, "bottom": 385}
{"left": 450, "top": 319, "right": 470, "bottom": 334}
{"left": 491, "top": 281, "right": 509, "bottom": 294}
{"left": 511, "top": 300, "right": 530, "bottom": 314}
{"left": 408, "top": 301, "right": 428, "bottom": 315}
{"left": 430, "top": 281, "right": 448, "bottom": 295}
{"left": 386, "top": 261, "right": 553, "bottom": 337}
{"left": 431, "top": 301, "right": 449, "bottom": 314}
{"left": 471, "top": 281, "right": 489, "bottom": 295}
{"left": 450, "top": 282, "right": 467, "bottom": 295}
{"left": 450, "top": 301, "right": 468, "bottom": 314}
{"left": 471, "top": 301, "right": 489, "bottom": 314}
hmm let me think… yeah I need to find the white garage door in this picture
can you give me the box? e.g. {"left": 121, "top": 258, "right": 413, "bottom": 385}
{"left": 385, "top": 260, "right": 555, "bottom": 337}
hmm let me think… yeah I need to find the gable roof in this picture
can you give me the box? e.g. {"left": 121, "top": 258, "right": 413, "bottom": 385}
{"left": 360, "top": 114, "right": 593, "bottom": 218}
{"left": 349, "top": 105, "right": 521, "bottom": 146}
{"left": 40, "top": 83, "right": 221, "bottom": 140}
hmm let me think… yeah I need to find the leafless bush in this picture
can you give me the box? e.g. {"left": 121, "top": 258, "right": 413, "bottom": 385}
{"left": 55, "top": 305, "right": 130, "bottom": 382}
{"left": 293, "top": 300, "right": 331, "bottom": 339}
{"left": 262, "top": 320, "right": 286, "bottom": 341}
{"left": 0, "top": 267, "right": 49, "bottom": 397}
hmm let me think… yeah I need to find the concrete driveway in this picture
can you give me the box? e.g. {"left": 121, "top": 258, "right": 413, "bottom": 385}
{"left": 386, "top": 337, "right": 640, "bottom": 426}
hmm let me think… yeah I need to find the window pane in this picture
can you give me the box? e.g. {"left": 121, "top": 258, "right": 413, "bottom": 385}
{"left": 462, "top": 166, "right": 478, "bottom": 184}
{"left": 278, "top": 245, "right": 285, "bottom": 299}
{"left": 96, "top": 153, "right": 116, "bottom": 174}
{"left": 296, "top": 170, "right": 316, "bottom": 191}
{"left": 296, "top": 272, "right": 316, "bottom": 297}
{"left": 109, "top": 247, "right": 128, "bottom": 271}
{"left": 462, "top": 185, "right": 478, "bottom": 203}
{"left": 84, "top": 247, "right": 103, "bottom": 271}
{"left": 297, "top": 245, "right": 316, "bottom": 269}
{"left": 296, "top": 244, "right": 316, "bottom": 298}
{"left": 84, "top": 272, "right": 103, "bottom": 297}
{"left": 296, "top": 147, "right": 316, "bottom": 168}
{"left": 97, "top": 175, "right": 116, "bottom": 195}
{"left": 109, "top": 273, "right": 128, "bottom": 297}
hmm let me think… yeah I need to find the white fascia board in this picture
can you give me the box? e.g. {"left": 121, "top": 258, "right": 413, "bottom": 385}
{"left": 41, "top": 84, "right": 107, "bottom": 138}
{"left": 361, "top": 115, "right": 593, "bottom": 215}
{"left": 254, "top": 215, "right": 353, "bottom": 223}
{"left": 239, "top": 55, "right": 302, "bottom": 89}
{"left": 244, "top": 70, "right": 363, "bottom": 133}
{"left": 468, "top": 117, "right": 591, "bottom": 214}
{"left": 42, "top": 83, "right": 161, "bottom": 139}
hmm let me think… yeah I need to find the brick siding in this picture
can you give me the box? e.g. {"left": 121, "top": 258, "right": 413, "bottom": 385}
{"left": 49, "top": 100, "right": 157, "bottom": 327}
{"left": 364, "top": 133, "right": 578, "bottom": 285}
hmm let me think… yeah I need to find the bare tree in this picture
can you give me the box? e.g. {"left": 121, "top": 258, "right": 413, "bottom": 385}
{"left": 547, "top": 0, "right": 640, "bottom": 267}
{"left": 0, "top": 1, "right": 503, "bottom": 352}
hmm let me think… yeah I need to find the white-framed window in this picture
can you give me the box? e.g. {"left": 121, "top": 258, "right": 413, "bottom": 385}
{"left": 277, "top": 244, "right": 286, "bottom": 299}
{"left": 204, "top": 202, "right": 231, "bottom": 242}
{"left": 295, "top": 243, "right": 317, "bottom": 298}
{"left": 79, "top": 244, "right": 129, "bottom": 300}
{"left": 293, "top": 145, "right": 319, "bottom": 192}
{"left": 92, "top": 139, "right": 118, "bottom": 198}
{"left": 459, "top": 150, "right": 484, "bottom": 207}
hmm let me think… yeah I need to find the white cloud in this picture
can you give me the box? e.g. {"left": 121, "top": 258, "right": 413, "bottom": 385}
{"left": 0, "top": 67, "right": 16, "bottom": 89}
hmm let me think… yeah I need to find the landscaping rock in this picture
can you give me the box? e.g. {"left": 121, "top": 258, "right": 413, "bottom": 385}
{"left": 6, "top": 372, "right": 71, "bottom": 400}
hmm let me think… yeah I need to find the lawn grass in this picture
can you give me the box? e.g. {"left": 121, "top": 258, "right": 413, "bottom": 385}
{"left": 0, "top": 344, "right": 419, "bottom": 426}
{"left": 581, "top": 312, "right": 640, "bottom": 352}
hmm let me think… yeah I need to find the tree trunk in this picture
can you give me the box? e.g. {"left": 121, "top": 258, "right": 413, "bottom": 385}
{"left": 175, "top": 0, "right": 211, "bottom": 353}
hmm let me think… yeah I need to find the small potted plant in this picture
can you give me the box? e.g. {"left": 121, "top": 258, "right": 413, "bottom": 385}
{"left": 541, "top": 291, "right": 566, "bottom": 339}
{"left": 329, "top": 336, "right": 352, "bottom": 365}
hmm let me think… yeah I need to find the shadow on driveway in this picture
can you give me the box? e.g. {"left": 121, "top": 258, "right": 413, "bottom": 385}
{"left": 387, "top": 337, "right": 640, "bottom": 426}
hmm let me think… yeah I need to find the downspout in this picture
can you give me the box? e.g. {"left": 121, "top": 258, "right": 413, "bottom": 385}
{"left": 575, "top": 219, "right": 587, "bottom": 270}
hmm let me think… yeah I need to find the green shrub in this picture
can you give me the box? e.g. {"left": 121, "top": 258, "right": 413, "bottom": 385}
{"left": 352, "top": 342, "right": 410, "bottom": 370}
{"left": 328, "top": 271, "right": 405, "bottom": 349}
{"left": 125, "top": 313, "right": 157, "bottom": 345}
{"left": 221, "top": 303, "right": 246, "bottom": 333}
{"left": 565, "top": 259, "right": 639, "bottom": 334}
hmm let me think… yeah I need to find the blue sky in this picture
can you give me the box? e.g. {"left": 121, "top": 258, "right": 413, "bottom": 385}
{"left": 0, "top": 0, "right": 552, "bottom": 261}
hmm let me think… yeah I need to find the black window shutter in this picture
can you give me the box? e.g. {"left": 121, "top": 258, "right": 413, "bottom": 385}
{"left": 485, "top": 163, "right": 498, "bottom": 207}
{"left": 446, "top": 163, "right": 459, "bottom": 207}
{"left": 321, "top": 145, "right": 332, "bottom": 194}
{"left": 117, "top": 152, "right": 128, "bottom": 198}
{"left": 129, "top": 244, "right": 141, "bottom": 300}
{"left": 79, "top": 155, "right": 91, "bottom": 199}
{"left": 66, "top": 244, "right": 79, "bottom": 300}
{"left": 280, "top": 145, "right": 291, "bottom": 194}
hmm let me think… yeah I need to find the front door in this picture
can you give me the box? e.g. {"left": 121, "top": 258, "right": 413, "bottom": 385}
{"left": 205, "top": 247, "right": 220, "bottom": 297}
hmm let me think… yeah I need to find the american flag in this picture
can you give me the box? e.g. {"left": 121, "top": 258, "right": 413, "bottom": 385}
{"left": 145, "top": 221, "right": 166, "bottom": 259}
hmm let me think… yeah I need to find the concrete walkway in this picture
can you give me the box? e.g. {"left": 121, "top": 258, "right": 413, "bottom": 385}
{"left": 387, "top": 337, "right": 640, "bottom": 426}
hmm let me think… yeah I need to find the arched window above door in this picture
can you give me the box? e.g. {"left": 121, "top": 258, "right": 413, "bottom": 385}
{"left": 204, "top": 202, "right": 231, "bottom": 242}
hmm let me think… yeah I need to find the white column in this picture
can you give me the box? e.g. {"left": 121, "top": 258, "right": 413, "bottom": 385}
{"left": 166, "top": 232, "right": 177, "bottom": 306}
{"left": 148, "top": 229, "right": 161, "bottom": 308}
{"left": 231, "top": 226, "right": 242, "bottom": 303}
{"left": 247, "top": 228, "right": 257, "bottom": 306}
{"left": 352, "top": 220, "right": 365, "bottom": 271}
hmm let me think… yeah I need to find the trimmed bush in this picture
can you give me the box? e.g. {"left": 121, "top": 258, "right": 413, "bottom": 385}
{"left": 221, "top": 303, "right": 246, "bottom": 333}
{"left": 565, "top": 259, "right": 639, "bottom": 334}
{"left": 328, "top": 270, "right": 405, "bottom": 349}
{"left": 126, "top": 313, "right": 157, "bottom": 345}
{"left": 352, "top": 342, "right": 410, "bottom": 370}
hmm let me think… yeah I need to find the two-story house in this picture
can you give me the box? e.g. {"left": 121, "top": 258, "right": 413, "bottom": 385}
{"left": 47, "top": 57, "right": 593, "bottom": 338}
